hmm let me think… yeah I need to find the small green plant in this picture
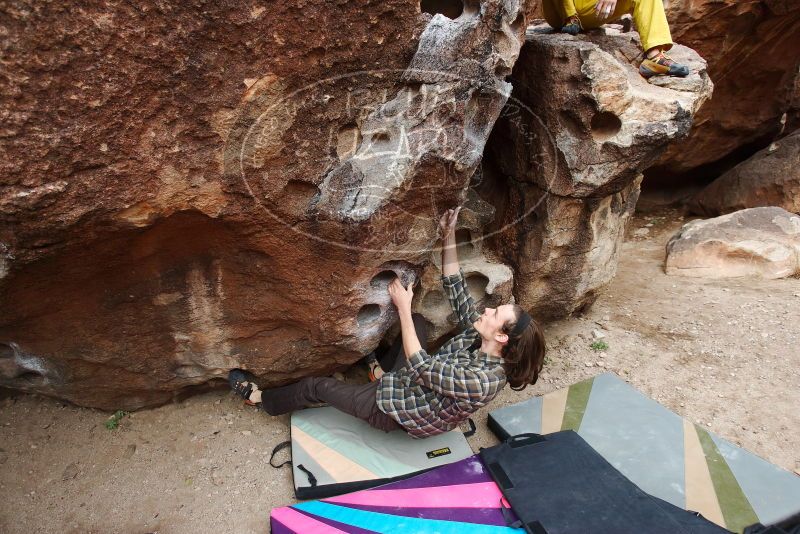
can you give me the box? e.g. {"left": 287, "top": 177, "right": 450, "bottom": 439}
{"left": 104, "top": 410, "right": 127, "bottom": 430}
{"left": 590, "top": 340, "right": 609, "bottom": 352}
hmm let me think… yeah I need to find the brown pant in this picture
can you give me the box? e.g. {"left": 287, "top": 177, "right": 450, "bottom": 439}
{"left": 260, "top": 313, "right": 429, "bottom": 433}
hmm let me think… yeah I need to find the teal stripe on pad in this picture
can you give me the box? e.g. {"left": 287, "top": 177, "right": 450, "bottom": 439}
{"left": 293, "top": 501, "right": 522, "bottom": 533}
{"left": 293, "top": 410, "right": 416, "bottom": 477}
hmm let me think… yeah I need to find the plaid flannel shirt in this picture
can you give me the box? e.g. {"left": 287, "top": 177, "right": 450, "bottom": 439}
{"left": 376, "top": 268, "right": 507, "bottom": 438}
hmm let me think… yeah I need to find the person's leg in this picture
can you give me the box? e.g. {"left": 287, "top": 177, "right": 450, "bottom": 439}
{"left": 257, "top": 377, "right": 320, "bottom": 415}
{"left": 630, "top": 0, "right": 672, "bottom": 53}
{"left": 565, "top": 0, "right": 686, "bottom": 78}
{"left": 634, "top": 0, "right": 689, "bottom": 78}
{"left": 541, "top": 0, "right": 579, "bottom": 29}
{"left": 261, "top": 377, "right": 400, "bottom": 432}
{"left": 377, "top": 313, "right": 429, "bottom": 375}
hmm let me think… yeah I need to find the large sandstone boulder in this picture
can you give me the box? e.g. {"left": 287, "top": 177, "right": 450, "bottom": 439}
{"left": 480, "top": 25, "right": 711, "bottom": 318}
{"left": 665, "top": 207, "right": 800, "bottom": 279}
{"left": 0, "top": 5, "right": 715, "bottom": 409}
{"left": 654, "top": 0, "right": 800, "bottom": 175}
{"left": 0, "top": 0, "right": 530, "bottom": 409}
{"left": 688, "top": 129, "right": 800, "bottom": 216}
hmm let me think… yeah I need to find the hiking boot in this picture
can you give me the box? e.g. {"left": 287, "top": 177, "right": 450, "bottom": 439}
{"left": 560, "top": 16, "right": 582, "bottom": 36}
{"left": 639, "top": 50, "right": 690, "bottom": 78}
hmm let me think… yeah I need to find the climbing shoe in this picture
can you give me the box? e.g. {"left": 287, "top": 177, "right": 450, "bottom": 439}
{"left": 560, "top": 16, "right": 582, "bottom": 36}
{"left": 365, "top": 351, "right": 383, "bottom": 382}
{"left": 228, "top": 369, "right": 260, "bottom": 405}
{"left": 639, "top": 50, "right": 690, "bottom": 78}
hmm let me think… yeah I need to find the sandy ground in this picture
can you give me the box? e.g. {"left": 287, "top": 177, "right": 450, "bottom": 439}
{"left": 1, "top": 207, "right": 799, "bottom": 533}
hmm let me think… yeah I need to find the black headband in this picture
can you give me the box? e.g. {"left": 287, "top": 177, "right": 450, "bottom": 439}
{"left": 511, "top": 311, "right": 532, "bottom": 336}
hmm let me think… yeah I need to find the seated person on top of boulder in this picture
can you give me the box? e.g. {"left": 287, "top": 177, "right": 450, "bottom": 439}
{"left": 542, "top": 0, "right": 690, "bottom": 78}
{"left": 227, "top": 207, "right": 546, "bottom": 438}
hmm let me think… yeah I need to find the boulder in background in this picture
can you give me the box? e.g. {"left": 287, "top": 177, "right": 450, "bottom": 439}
{"left": 665, "top": 207, "right": 800, "bottom": 279}
{"left": 688, "top": 129, "right": 800, "bottom": 216}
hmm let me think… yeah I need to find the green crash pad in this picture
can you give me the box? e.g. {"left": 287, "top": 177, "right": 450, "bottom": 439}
{"left": 487, "top": 373, "right": 800, "bottom": 533}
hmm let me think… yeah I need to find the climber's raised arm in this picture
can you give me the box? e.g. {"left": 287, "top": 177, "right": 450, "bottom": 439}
{"left": 440, "top": 207, "right": 461, "bottom": 277}
{"left": 439, "top": 207, "right": 481, "bottom": 330}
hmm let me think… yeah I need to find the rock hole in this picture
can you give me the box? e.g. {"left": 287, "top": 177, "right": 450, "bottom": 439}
{"left": 590, "top": 111, "right": 622, "bottom": 142}
{"left": 510, "top": 12, "right": 524, "bottom": 33}
{"left": 370, "top": 270, "right": 397, "bottom": 289}
{"left": 282, "top": 180, "right": 319, "bottom": 199}
{"left": 495, "top": 62, "right": 511, "bottom": 78}
{"left": 16, "top": 371, "right": 44, "bottom": 385}
{"left": 455, "top": 228, "right": 476, "bottom": 257}
{"left": 560, "top": 111, "right": 585, "bottom": 138}
{"left": 174, "top": 364, "right": 206, "bottom": 378}
{"left": 465, "top": 273, "right": 489, "bottom": 301}
{"left": 0, "top": 342, "right": 18, "bottom": 379}
{"left": 373, "top": 261, "right": 419, "bottom": 290}
{"left": 336, "top": 123, "right": 361, "bottom": 160}
{"left": 307, "top": 46, "right": 325, "bottom": 62}
{"left": 357, "top": 304, "right": 382, "bottom": 326}
{"left": 279, "top": 180, "right": 321, "bottom": 212}
{"left": 462, "top": 0, "right": 480, "bottom": 15}
{"left": 372, "top": 131, "right": 390, "bottom": 142}
{"left": 574, "top": 299, "right": 594, "bottom": 316}
{"left": 0, "top": 342, "right": 14, "bottom": 360}
{"left": 420, "top": 0, "right": 464, "bottom": 19}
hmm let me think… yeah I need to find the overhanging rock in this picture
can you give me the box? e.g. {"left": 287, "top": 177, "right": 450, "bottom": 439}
{"left": 0, "top": 0, "right": 531, "bottom": 410}
{"left": 0, "top": 11, "right": 713, "bottom": 408}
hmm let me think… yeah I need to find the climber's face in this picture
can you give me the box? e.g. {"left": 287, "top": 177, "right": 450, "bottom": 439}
{"left": 474, "top": 304, "right": 516, "bottom": 345}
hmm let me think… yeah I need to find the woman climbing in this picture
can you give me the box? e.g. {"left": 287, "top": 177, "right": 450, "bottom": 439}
{"left": 227, "top": 206, "right": 546, "bottom": 438}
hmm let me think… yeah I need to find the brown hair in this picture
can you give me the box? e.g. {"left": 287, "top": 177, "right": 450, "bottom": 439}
{"left": 500, "top": 305, "right": 546, "bottom": 390}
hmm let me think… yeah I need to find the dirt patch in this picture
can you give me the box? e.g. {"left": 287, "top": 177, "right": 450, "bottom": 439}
{"left": 1, "top": 208, "right": 798, "bottom": 533}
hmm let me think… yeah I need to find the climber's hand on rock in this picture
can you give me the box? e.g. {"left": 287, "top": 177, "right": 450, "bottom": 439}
{"left": 388, "top": 278, "right": 413, "bottom": 312}
{"left": 439, "top": 206, "right": 461, "bottom": 240}
{"left": 595, "top": 0, "right": 616, "bottom": 20}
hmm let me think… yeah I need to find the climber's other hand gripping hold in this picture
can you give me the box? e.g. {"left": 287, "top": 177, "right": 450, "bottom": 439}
{"left": 388, "top": 278, "right": 413, "bottom": 314}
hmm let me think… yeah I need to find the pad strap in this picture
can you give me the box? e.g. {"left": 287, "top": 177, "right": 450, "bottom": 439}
{"left": 269, "top": 440, "right": 292, "bottom": 468}
{"left": 297, "top": 464, "right": 318, "bottom": 487}
{"left": 463, "top": 418, "right": 477, "bottom": 437}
